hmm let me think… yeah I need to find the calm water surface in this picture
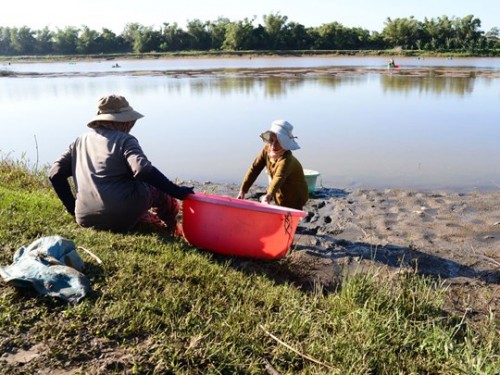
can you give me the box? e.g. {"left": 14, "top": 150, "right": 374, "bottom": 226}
{"left": 1, "top": 57, "right": 499, "bottom": 192}
{"left": 4, "top": 56, "right": 500, "bottom": 73}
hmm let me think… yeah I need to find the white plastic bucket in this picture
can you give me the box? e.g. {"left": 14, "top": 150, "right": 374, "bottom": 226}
{"left": 303, "top": 169, "right": 320, "bottom": 193}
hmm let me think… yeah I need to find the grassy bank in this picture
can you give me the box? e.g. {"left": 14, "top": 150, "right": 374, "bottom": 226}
{"left": 0, "top": 159, "right": 498, "bottom": 374}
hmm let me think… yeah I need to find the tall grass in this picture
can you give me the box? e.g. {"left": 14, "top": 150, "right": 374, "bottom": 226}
{"left": 0, "top": 159, "right": 498, "bottom": 374}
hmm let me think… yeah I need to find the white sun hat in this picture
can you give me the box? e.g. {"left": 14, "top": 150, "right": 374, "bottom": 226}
{"left": 260, "top": 119, "right": 300, "bottom": 151}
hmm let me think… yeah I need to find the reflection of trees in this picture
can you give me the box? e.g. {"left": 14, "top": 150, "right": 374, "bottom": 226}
{"left": 189, "top": 76, "right": 298, "bottom": 97}
{"left": 381, "top": 76, "right": 475, "bottom": 96}
{"left": 188, "top": 75, "right": 355, "bottom": 97}
{"left": 189, "top": 77, "right": 256, "bottom": 96}
{"left": 380, "top": 75, "right": 475, "bottom": 96}
{"left": 262, "top": 77, "right": 300, "bottom": 97}
{"left": 3, "top": 74, "right": 481, "bottom": 100}
{"left": 188, "top": 74, "right": 479, "bottom": 97}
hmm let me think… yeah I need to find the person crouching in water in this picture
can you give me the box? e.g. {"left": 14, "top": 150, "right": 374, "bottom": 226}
{"left": 49, "top": 94, "right": 194, "bottom": 235}
{"left": 237, "top": 120, "right": 308, "bottom": 210}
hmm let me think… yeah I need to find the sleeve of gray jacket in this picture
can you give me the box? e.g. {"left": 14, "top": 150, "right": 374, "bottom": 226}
{"left": 49, "top": 147, "right": 76, "bottom": 215}
{"left": 123, "top": 136, "right": 153, "bottom": 179}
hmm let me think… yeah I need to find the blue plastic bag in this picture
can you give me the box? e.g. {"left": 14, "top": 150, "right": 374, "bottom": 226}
{"left": 0, "top": 236, "right": 90, "bottom": 303}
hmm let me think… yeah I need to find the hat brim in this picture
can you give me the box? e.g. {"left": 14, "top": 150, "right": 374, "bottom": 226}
{"left": 261, "top": 128, "right": 300, "bottom": 151}
{"left": 260, "top": 131, "right": 273, "bottom": 143}
{"left": 277, "top": 133, "right": 300, "bottom": 151}
{"left": 87, "top": 110, "right": 144, "bottom": 128}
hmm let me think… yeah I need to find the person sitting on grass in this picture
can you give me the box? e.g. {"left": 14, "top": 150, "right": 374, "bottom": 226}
{"left": 237, "top": 119, "right": 308, "bottom": 210}
{"left": 49, "top": 94, "right": 193, "bottom": 235}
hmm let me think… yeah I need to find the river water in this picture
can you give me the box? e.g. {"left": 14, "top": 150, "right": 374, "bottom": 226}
{"left": 1, "top": 56, "right": 499, "bottom": 192}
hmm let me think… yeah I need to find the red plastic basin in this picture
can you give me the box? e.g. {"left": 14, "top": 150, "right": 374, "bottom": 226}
{"left": 182, "top": 193, "right": 307, "bottom": 259}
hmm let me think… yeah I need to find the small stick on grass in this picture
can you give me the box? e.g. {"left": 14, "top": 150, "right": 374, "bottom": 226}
{"left": 78, "top": 246, "right": 103, "bottom": 265}
{"left": 259, "top": 325, "right": 338, "bottom": 372}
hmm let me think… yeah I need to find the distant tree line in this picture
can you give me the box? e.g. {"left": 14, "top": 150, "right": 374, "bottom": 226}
{"left": 0, "top": 13, "right": 498, "bottom": 56}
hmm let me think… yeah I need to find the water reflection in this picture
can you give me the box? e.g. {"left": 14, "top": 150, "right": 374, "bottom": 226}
{"left": 0, "top": 72, "right": 490, "bottom": 100}
{"left": 180, "top": 75, "right": 483, "bottom": 98}
{"left": 381, "top": 75, "right": 476, "bottom": 96}
{"left": 187, "top": 75, "right": 364, "bottom": 97}
{"left": 0, "top": 67, "right": 499, "bottom": 192}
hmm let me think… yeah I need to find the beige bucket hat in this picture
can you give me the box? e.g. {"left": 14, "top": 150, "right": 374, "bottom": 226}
{"left": 260, "top": 119, "right": 300, "bottom": 151}
{"left": 87, "top": 94, "right": 144, "bottom": 128}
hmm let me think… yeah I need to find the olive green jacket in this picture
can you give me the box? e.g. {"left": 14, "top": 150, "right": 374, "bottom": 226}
{"left": 240, "top": 146, "right": 308, "bottom": 210}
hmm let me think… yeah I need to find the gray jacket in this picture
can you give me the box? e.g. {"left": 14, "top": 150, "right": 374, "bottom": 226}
{"left": 50, "top": 128, "right": 153, "bottom": 230}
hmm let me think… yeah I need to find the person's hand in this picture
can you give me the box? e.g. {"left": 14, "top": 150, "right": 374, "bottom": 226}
{"left": 175, "top": 186, "right": 194, "bottom": 200}
{"left": 236, "top": 191, "right": 245, "bottom": 199}
{"left": 260, "top": 194, "right": 272, "bottom": 204}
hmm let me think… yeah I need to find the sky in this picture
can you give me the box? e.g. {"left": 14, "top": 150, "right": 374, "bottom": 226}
{"left": 1, "top": 0, "right": 498, "bottom": 34}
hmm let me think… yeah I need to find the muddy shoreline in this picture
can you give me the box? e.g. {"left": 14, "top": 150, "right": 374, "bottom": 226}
{"left": 3, "top": 65, "right": 499, "bottom": 79}
{"left": 184, "top": 180, "right": 499, "bottom": 319}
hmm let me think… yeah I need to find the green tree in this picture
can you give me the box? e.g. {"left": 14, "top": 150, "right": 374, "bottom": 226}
{"left": 368, "top": 31, "right": 387, "bottom": 49}
{"left": 263, "top": 12, "right": 288, "bottom": 49}
{"left": 0, "top": 27, "right": 14, "bottom": 55}
{"left": 138, "top": 27, "right": 162, "bottom": 53}
{"left": 96, "top": 28, "right": 128, "bottom": 53}
{"left": 452, "top": 15, "right": 483, "bottom": 51}
{"left": 251, "top": 24, "right": 267, "bottom": 50}
{"left": 315, "top": 22, "right": 350, "bottom": 49}
{"left": 422, "top": 16, "right": 455, "bottom": 50}
{"left": 285, "top": 22, "right": 312, "bottom": 50}
{"left": 35, "top": 27, "right": 54, "bottom": 54}
{"left": 186, "top": 19, "right": 210, "bottom": 50}
{"left": 160, "top": 23, "right": 190, "bottom": 51}
{"left": 10, "top": 26, "right": 36, "bottom": 54}
{"left": 207, "top": 17, "right": 230, "bottom": 50}
{"left": 122, "top": 23, "right": 162, "bottom": 53}
{"left": 382, "top": 17, "right": 419, "bottom": 49}
{"left": 345, "top": 27, "right": 371, "bottom": 49}
{"left": 53, "top": 26, "right": 80, "bottom": 54}
{"left": 222, "top": 18, "right": 255, "bottom": 50}
{"left": 0, "top": 14, "right": 494, "bottom": 56}
{"left": 122, "top": 23, "right": 141, "bottom": 52}
{"left": 77, "top": 26, "right": 100, "bottom": 54}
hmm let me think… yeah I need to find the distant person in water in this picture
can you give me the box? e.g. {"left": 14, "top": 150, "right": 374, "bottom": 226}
{"left": 49, "top": 94, "right": 194, "bottom": 235}
{"left": 237, "top": 120, "right": 308, "bottom": 210}
{"left": 388, "top": 58, "right": 396, "bottom": 68}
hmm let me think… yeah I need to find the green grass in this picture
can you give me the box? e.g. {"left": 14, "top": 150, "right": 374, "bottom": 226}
{"left": 0, "top": 159, "right": 498, "bottom": 374}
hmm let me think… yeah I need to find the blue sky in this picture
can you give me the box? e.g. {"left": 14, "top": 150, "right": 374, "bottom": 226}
{"left": 1, "top": 0, "right": 497, "bottom": 33}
